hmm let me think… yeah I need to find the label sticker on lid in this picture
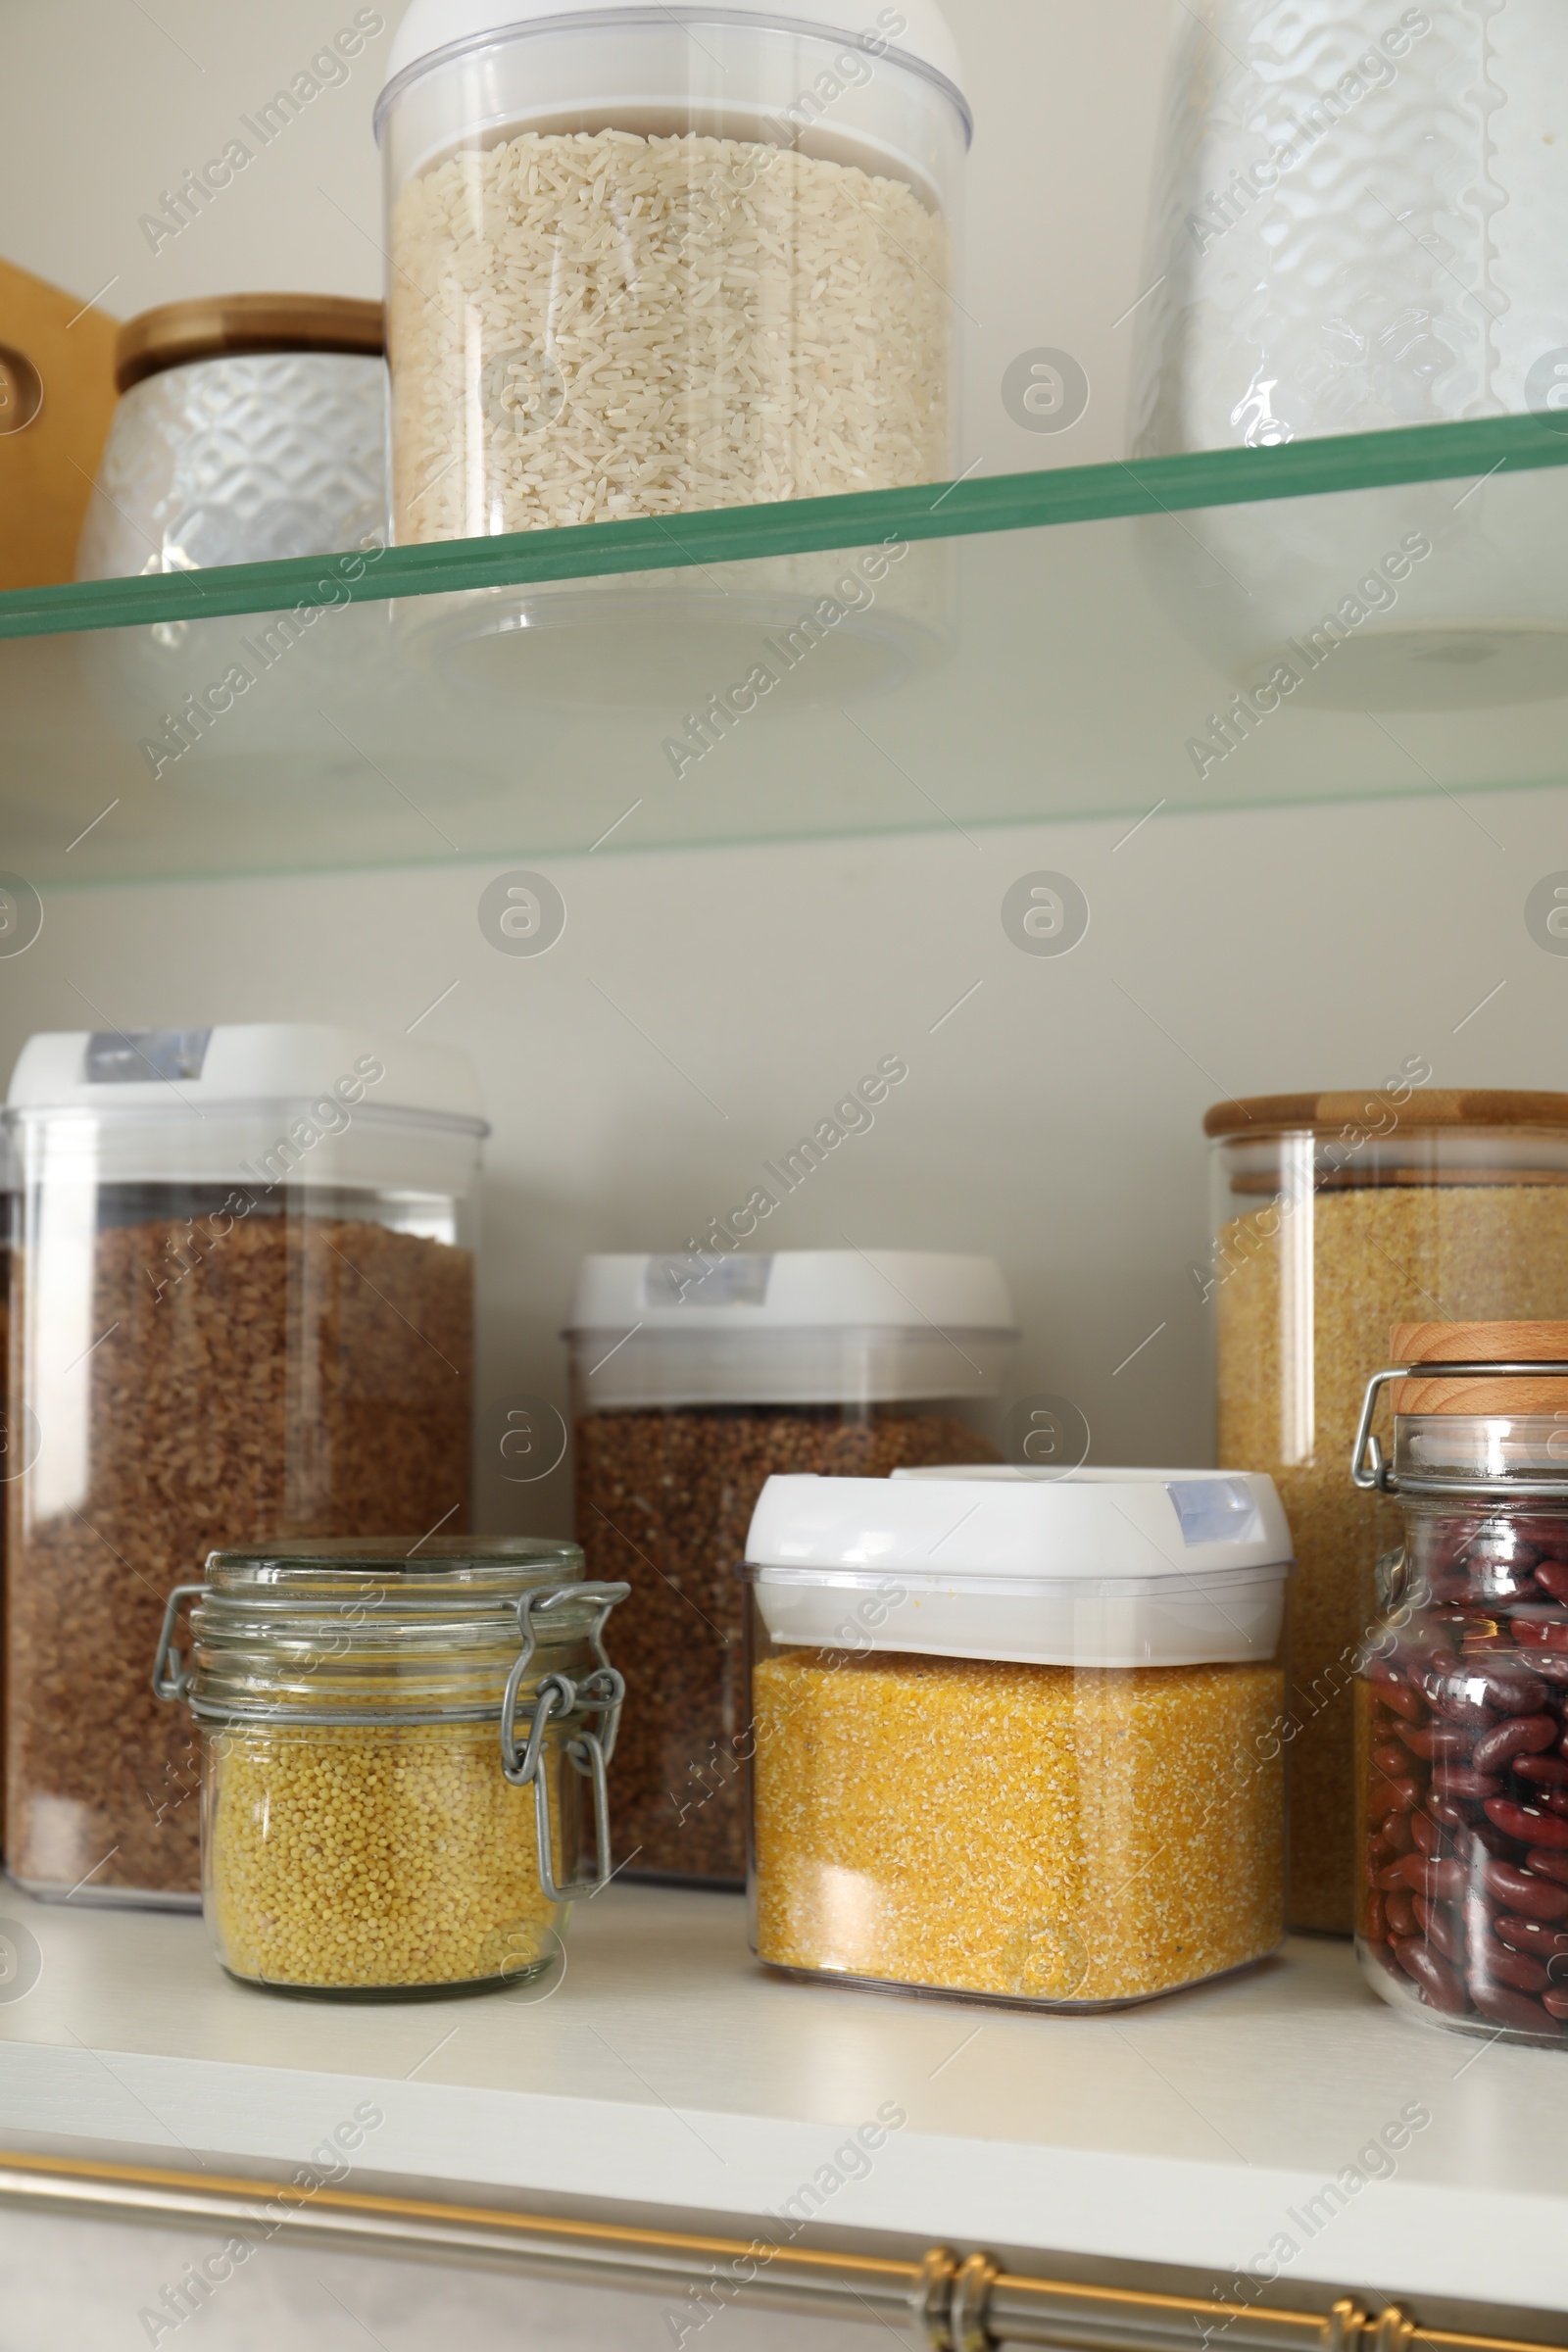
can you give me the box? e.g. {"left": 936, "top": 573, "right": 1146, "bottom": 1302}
{"left": 646, "top": 1252, "right": 773, "bottom": 1308}
{"left": 1166, "top": 1478, "right": 1263, "bottom": 1546}
{"left": 84, "top": 1028, "right": 213, "bottom": 1084}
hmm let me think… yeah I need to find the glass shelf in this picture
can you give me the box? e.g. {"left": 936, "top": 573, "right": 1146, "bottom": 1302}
{"left": 5, "top": 413, "right": 1568, "bottom": 886}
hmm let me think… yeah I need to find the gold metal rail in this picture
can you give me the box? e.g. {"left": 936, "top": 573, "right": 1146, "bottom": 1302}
{"left": 0, "top": 2151, "right": 1555, "bottom": 2352}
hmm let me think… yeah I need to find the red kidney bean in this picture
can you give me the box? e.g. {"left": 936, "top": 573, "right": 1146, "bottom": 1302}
{"left": 1483, "top": 1860, "right": 1568, "bottom": 1920}
{"left": 1410, "top": 1811, "right": 1446, "bottom": 1859}
{"left": 1385, "top": 1852, "right": 1468, "bottom": 1899}
{"left": 1539, "top": 1788, "right": 1568, "bottom": 1819}
{"left": 1526, "top": 1846, "right": 1568, "bottom": 1886}
{"left": 1465, "top": 1815, "right": 1515, "bottom": 1859}
{"left": 1469, "top": 1979, "right": 1556, "bottom": 2033}
{"left": 1475, "top": 1943, "right": 1552, "bottom": 1994}
{"left": 1432, "top": 1766, "right": 1501, "bottom": 1801}
{"left": 1513, "top": 1650, "right": 1568, "bottom": 1686}
{"left": 1364, "top": 1891, "right": 1388, "bottom": 1943}
{"left": 1486, "top": 1798, "right": 1568, "bottom": 1849}
{"left": 1371, "top": 1740, "right": 1414, "bottom": 1781}
{"left": 1513, "top": 1519, "right": 1568, "bottom": 1557}
{"left": 1369, "top": 1667, "right": 1429, "bottom": 1723}
{"left": 1413, "top": 1896, "right": 1466, "bottom": 1965}
{"left": 1484, "top": 1666, "right": 1552, "bottom": 1711}
{"left": 1536, "top": 1562, "right": 1568, "bottom": 1602}
{"left": 1514, "top": 1620, "right": 1568, "bottom": 1654}
{"left": 1494, "top": 1915, "right": 1568, "bottom": 1961}
{"left": 1382, "top": 1776, "right": 1422, "bottom": 1813}
{"left": 1544, "top": 1989, "right": 1568, "bottom": 2020}
{"left": 1385, "top": 1806, "right": 1417, "bottom": 1851}
{"left": 1395, "top": 1937, "right": 1468, "bottom": 2012}
{"left": 1421, "top": 1677, "right": 1495, "bottom": 1729}
{"left": 1427, "top": 1792, "right": 1473, "bottom": 1831}
{"left": 1386, "top": 1889, "right": 1418, "bottom": 1938}
{"left": 1398, "top": 1723, "right": 1474, "bottom": 1762}
{"left": 1514, "top": 1754, "right": 1568, "bottom": 1788}
{"left": 1473, "top": 1714, "right": 1558, "bottom": 1771}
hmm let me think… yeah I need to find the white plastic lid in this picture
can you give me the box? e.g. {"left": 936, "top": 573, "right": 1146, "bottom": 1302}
{"left": 385, "top": 0, "right": 963, "bottom": 97}
{"left": 569, "top": 1249, "right": 1011, "bottom": 1331}
{"left": 746, "top": 1467, "right": 1293, "bottom": 1668}
{"left": 566, "top": 1250, "right": 1015, "bottom": 1406}
{"left": 6, "top": 1025, "right": 486, "bottom": 1127}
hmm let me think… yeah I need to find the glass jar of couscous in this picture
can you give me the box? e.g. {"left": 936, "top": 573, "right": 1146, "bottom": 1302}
{"left": 154, "top": 1539, "right": 628, "bottom": 1998}
{"left": 745, "top": 1466, "right": 1292, "bottom": 2010}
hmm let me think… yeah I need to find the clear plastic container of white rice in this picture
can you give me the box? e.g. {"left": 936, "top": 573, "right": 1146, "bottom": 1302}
{"left": 374, "top": 0, "right": 969, "bottom": 543}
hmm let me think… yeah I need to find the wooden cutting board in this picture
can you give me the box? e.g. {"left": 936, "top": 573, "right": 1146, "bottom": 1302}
{"left": 0, "top": 255, "right": 119, "bottom": 591}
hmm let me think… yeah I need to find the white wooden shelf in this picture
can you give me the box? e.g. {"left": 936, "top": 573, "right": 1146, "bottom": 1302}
{"left": 1, "top": 1878, "right": 1565, "bottom": 2321}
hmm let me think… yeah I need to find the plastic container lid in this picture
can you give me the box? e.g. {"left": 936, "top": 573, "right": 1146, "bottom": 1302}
{"left": 7, "top": 1024, "right": 485, "bottom": 1127}
{"left": 746, "top": 1466, "right": 1293, "bottom": 1668}
{"left": 566, "top": 1250, "right": 1015, "bottom": 1407}
{"left": 384, "top": 0, "right": 964, "bottom": 100}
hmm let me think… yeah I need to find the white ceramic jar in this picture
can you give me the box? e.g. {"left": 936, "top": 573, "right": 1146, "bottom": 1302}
{"left": 1133, "top": 0, "right": 1568, "bottom": 454}
{"left": 374, "top": 0, "right": 968, "bottom": 543}
{"left": 1127, "top": 1, "right": 1568, "bottom": 710}
{"left": 77, "top": 295, "right": 387, "bottom": 579}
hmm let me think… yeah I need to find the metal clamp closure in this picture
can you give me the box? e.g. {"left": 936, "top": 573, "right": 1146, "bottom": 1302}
{"left": 501, "top": 1581, "right": 630, "bottom": 1904}
{"left": 1350, "top": 1359, "right": 1568, "bottom": 1494}
{"left": 152, "top": 1583, "right": 211, "bottom": 1701}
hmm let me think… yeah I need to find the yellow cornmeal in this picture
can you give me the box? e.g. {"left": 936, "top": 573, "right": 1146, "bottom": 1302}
{"left": 753, "top": 1651, "right": 1284, "bottom": 2005}
{"left": 208, "top": 1724, "right": 563, "bottom": 1989}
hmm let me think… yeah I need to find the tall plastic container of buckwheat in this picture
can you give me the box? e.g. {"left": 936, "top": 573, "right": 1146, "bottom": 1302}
{"left": 3, "top": 1024, "right": 484, "bottom": 1908}
{"left": 375, "top": 0, "right": 968, "bottom": 545}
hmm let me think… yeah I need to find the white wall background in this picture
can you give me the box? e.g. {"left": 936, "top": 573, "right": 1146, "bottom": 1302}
{"left": 1, "top": 4, "right": 1566, "bottom": 2344}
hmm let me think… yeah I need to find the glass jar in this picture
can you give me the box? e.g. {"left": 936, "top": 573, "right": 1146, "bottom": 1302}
{"left": 1204, "top": 1083, "right": 1568, "bottom": 1937}
{"left": 153, "top": 1539, "right": 628, "bottom": 1997}
{"left": 4, "top": 1023, "right": 485, "bottom": 1908}
{"left": 374, "top": 0, "right": 968, "bottom": 544}
{"left": 566, "top": 1248, "right": 1014, "bottom": 1886}
{"left": 746, "top": 1466, "right": 1291, "bottom": 2008}
{"left": 77, "top": 295, "right": 387, "bottom": 580}
{"left": 1354, "top": 1322, "right": 1568, "bottom": 2048}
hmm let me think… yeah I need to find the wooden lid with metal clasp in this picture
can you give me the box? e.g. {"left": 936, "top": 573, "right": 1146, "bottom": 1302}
{"left": 1352, "top": 1321, "right": 1568, "bottom": 1496}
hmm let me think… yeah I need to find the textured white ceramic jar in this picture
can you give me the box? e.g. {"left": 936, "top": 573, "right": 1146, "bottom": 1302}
{"left": 78, "top": 299, "right": 388, "bottom": 579}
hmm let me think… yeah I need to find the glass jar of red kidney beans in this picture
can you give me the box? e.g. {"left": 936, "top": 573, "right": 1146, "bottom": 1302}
{"left": 1353, "top": 1319, "right": 1568, "bottom": 2048}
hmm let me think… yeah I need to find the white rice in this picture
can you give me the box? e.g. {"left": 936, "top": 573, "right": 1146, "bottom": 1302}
{"left": 389, "top": 129, "right": 952, "bottom": 540}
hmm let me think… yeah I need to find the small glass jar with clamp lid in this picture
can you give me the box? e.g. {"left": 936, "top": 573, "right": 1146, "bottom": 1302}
{"left": 154, "top": 1538, "right": 628, "bottom": 1999}
{"left": 1354, "top": 1322, "right": 1568, "bottom": 2047}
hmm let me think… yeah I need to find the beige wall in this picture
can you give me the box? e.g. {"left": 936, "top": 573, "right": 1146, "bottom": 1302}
{"left": 1, "top": 786, "right": 1559, "bottom": 1540}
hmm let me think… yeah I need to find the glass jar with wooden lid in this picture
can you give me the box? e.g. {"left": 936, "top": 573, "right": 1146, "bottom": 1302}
{"left": 1354, "top": 1320, "right": 1568, "bottom": 2047}
{"left": 1203, "top": 1080, "right": 1568, "bottom": 1935}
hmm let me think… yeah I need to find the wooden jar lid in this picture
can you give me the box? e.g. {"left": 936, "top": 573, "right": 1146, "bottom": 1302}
{"left": 1202, "top": 1090, "right": 1568, "bottom": 1139}
{"left": 1389, "top": 1320, "right": 1568, "bottom": 1416}
{"left": 115, "top": 294, "right": 384, "bottom": 393}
